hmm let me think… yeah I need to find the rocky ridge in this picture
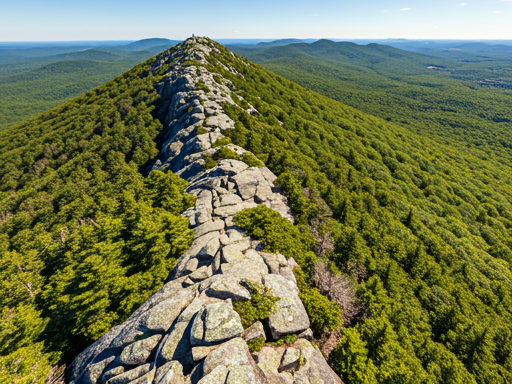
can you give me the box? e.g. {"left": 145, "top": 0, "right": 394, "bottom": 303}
{"left": 68, "top": 37, "right": 342, "bottom": 384}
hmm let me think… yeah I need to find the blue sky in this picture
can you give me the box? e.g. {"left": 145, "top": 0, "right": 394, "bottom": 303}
{"left": 0, "top": 0, "right": 511, "bottom": 41}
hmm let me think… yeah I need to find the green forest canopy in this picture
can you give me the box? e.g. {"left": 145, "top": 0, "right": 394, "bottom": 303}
{"left": 230, "top": 40, "right": 512, "bottom": 165}
{"left": 0, "top": 38, "right": 511, "bottom": 384}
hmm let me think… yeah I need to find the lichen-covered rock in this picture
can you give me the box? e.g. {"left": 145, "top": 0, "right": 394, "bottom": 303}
{"left": 126, "top": 369, "right": 155, "bottom": 384}
{"left": 119, "top": 334, "right": 162, "bottom": 366}
{"left": 154, "top": 361, "right": 184, "bottom": 384}
{"left": 194, "top": 219, "right": 225, "bottom": 237}
{"left": 242, "top": 321, "right": 265, "bottom": 342}
{"left": 292, "top": 339, "right": 343, "bottom": 384}
{"left": 297, "top": 328, "right": 314, "bottom": 340}
{"left": 279, "top": 347, "right": 301, "bottom": 372}
{"left": 258, "top": 252, "right": 281, "bottom": 274}
{"left": 225, "top": 365, "right": 259, "bottom": 384}
{"left": 221, "top": 250, "right": 268, "bottom": 283}
{"left": 202, "top": 337, "right": 250, "bottom": 375}
{"left": 206, "top": 276, "right": 251, "bottom": 301}
{"left": 201, "top": 338, "right": 270, "bottom": 383}
{"left": 263, "top": 274, "right": 310, "bottom": 339}
{"left": 189, "top": 265, "right": 213, "bottom": 282}
{"left": 102, "top": 366, "right": 125, "bottom": 383}
{"left": 191, "top": 299, "right": 244, "bottom": 346}
{"left": 213, "top": 200, "right": 258, "bottom": 218}
{"left": 219, "top": 193, "right": 243, "bottom": 206}
{"left": 197, "top": 365, "right": 228, "bottom": 384}
{"left": 105, "top": 364, "right": 151, "bottom": 384}
{"left": 143, "top": 288, "right": 196, "bottom": 333}
{"left": 192, "top": 345, "right": 220, "bottom": 362}
{"left": 254, "top": 346, "right": 294, "bottom": 384}
{"left": 255, "top": 346, "right": 282, "bottom": 373}
{"left": 75, "top": 355, "right": 114, "bottom": 384}
{"left": 221, "top": 240, "right": 251, "bottom": 264}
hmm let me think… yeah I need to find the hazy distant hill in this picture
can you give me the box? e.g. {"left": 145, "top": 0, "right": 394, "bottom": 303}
{"left": 116, "top": 37, "right": 180, "bottom": 51}
{"left": 0, "top": 38, "right": 181, "bottom": 129}
{"left": 231, "top": 39, "right": 512, "bottom": 163}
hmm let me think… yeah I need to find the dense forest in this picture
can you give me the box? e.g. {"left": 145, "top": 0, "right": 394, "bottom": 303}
{"left": 230, "top": 40, "right": 512, "bottom": 165}
{"left": 0, "top": 39, "right": 178, "bottom": 129}
{"left": 1, "top": 38, "right": 511, "bottom": 384}
{"left": 0, "top": 58, "right": 195, "bottom": 381}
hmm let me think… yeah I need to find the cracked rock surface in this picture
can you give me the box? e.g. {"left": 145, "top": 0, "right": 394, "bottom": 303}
{"left": 68, "top": 36, "right": 341, "bottom": 384}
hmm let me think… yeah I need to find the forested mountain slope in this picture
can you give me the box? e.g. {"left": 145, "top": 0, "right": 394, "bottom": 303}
{"left": 0, "top": 39, "right": 179, "bottom": 130}
{"left": 230, "top": 40, "right": 512, "bottom": 164}
{"left": 0, "top": 37, "right": 511, "bottom": 384}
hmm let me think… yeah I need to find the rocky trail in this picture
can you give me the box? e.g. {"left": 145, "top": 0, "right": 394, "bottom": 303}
{"left": 68, "top": 37, "right": 342, "bottom": 384}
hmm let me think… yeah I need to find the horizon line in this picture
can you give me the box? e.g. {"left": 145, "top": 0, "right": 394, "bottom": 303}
{"left": 3, "top": 37, "right": 512, "bottom": 43}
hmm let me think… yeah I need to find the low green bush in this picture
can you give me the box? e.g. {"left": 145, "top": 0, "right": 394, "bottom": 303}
{"left": 242, "top": 152, "right": 264, "bottom": 167}
{"left": 202, "top": 155, "right": 217, "bottom": 170}
{"left": 272, "top": 333, "right": 298, "bottom": 347}
{"left": 294, "top": 268, "right": 342, "bottom": 332}
{"left": 212, "top": 146, "right": 240, "bottom": 161}
{"left": 247, "top": 336, "right": 265, "bottom": 352}
{"left": 196, "top": 126, "right": 208, "bottom": 135}
{"left": 195, "top": 79, "right": 210, "bottom": 93}
{"left": 232, "top": 281, "right": 280, "bottom": 329}
{"left": 212, "top": 136, "right": 232, "bottom": 148}
{"left": 234, "top": 205, "right": 316, "bottom": 270}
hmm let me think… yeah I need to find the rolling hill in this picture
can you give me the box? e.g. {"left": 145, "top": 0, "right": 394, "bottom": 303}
{"left": 230, "top": 39, "right": 512, "bottom": 164}
{"left": 0, "top": 39, "right": 182, "bottom": 129}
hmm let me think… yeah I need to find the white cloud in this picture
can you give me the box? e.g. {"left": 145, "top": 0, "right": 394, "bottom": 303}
{"left": 310, "top": 13, "right": 319, "bottom": 17}
{"left": 493, "top": 10, "right": 501, "bottom": 13}
{"left": 459, "top": 3, "right": 467, "bottom": 5}
{"left": 235, "top": 30, "right": 240, "bottom": 33}
{"left": 401, "top": 8, "right": 411, "bottom": 11}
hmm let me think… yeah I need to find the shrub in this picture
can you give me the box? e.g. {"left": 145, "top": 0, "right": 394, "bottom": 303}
{"left": 197, "top": 126, "right": 208, "bottom": 135}
{"left": 195, "top": 80, "right": 210, "bottom": 93}
{"left": 234, "top": 205, "right": 316, "bottom": 269}
{"left": 247, "top": 336, "right": 265, "bottom": 352}
{"left": 212, "top": 137, "right": 232, "bottom": 148}
{"left": 330, "top": 328, "right": 378, "bottom": 384}
{"left": 212, "top": 146, "right": 240, "bottom": 161}
{"left": 272, "top": 333, "right": 298, "bottom": 347}
{"left": 202, "top": 155, "right": 217, "bottom": 170}
{"left": 242, "top": 152, "right": 264, "bottom": 167}
{"left": 232, "top": 281, "right": 280, "bottom": 328}
{"left": 295, "top": 268, "right": 342, "bottom": 333}
{"left": 234, "top": 205, "right": 341, "bottom": 334}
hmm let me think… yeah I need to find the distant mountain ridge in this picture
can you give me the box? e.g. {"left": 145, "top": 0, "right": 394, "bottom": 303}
{"left": 230, "top": 38, "right": 512, "bottom": 163}
{"left": 0, "top": 38, "right": 183, "bottom": 129}
{"left": 116, "top": 38, "right": 181, "bottom": 51}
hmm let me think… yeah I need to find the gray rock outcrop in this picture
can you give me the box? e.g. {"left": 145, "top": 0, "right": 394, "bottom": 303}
{"left": 67, "top": 37, "right": 341, "bottom": 384}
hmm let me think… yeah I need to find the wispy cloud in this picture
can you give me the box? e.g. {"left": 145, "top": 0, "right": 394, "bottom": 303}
{"left": 383, "top": 9, "right": 390, "bottom": 12}
{"left": 493, "top": 10, "right": 501, "bottom": 13}
{"left": 401, "top": 8, "right": 411, "bottom": 11}
{"left": 235, "top": 30, "right": 240, "bottom": 34}
{"left": 459, "top": 3, "right": 467, "bottom": 5}
{"left": 310, "top": 13, "right": 319, "bottom": 17}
